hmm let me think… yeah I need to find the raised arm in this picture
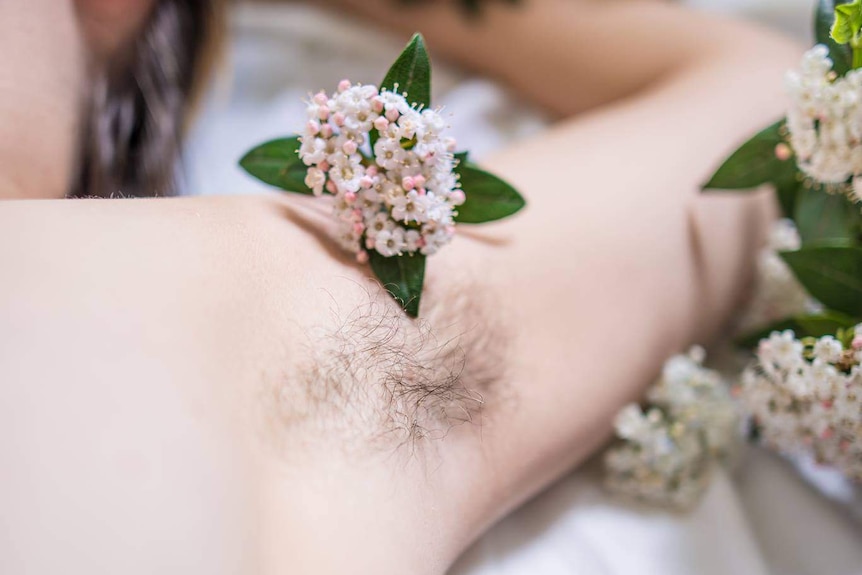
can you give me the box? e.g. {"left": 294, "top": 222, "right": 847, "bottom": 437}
{"left": 319, "top": 0, "right": 793, "bottom": 115}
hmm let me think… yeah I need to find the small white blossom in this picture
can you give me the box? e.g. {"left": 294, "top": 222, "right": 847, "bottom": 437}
{"left": 738, "top": 328, "right": 862, "bottom": 482}
{"left": 296, "top": 82, "right": 463, "bottom": 262}
{"left": 785, "top": 45, "right": 862, "bottom": 191}
{"left": 604, "top": 349, "right": 739, "bottom": 510}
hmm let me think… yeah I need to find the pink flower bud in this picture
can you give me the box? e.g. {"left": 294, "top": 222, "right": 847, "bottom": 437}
{"left": 333, "top": 112, "right": 346, "bottom": 127}
{"left": 317, "top": 106, "right": 330, "bottom": 121}
{"left": 821, "top": 427, "right": 835, "bottom": 440}
{"left": 371, "top": 97, "right": 384, "bottom": 113}
{"left": 413, "top": 175, "right": 426, "bottom": 188}
{"left": 774, "top": 143, "right": 792, "bottom": 161}
{"left": 353, "top": 221, "right": 365, "bottom": 234}
{"left": 360, "top": 176, "right": 374, "bottom": 189}
{"left": 365, "top": 238, "right": 376, "bottom": 250}
{"left": 356, "top": 251, "right": 369, "bottom": 265}
{"left": 344, "top": 191, "right": 357, "bottom": 204}
{"left": 374, "top": 116, "right": 389, "bottom": 132}
{"left": 321, "top": 124, "right": 334, "bottom": 138}
{"left": 338, "top": 79, "right": 352, "bottom": 93}
{"left": 402, "top": 176, "right": 415, "bottom": 191}
{"left": 342, "top": 140, "right": 358, "bottom": 155}
{"left": 852, "top": 335, "right": 862, "bottom": 350}
{"left": 313, "top": 91, "right": 328, "bottom": 105}
{"left": 450, "top": 190, "right": 466, "bottom": 205}
{"left": 386, "top": 108, "right": 400, "bottom": 122}
{"left": 318, "top": 160, "right": 330, "bottom": 172}
{"left": 326, "top": 180, "right": 337, "bottom": 194}
{"left": 306, "top": 121, "right": 320, "bottom": 135}
{"left": 366, "top": 165, "right": 378, "bottom": 177}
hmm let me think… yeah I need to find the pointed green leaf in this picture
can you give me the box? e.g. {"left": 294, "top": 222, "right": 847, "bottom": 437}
{"left": 380, "top": 33, "right": 432, "bottom": 109}
{"left": 368, "top": 250, "right": 427, "bottom": 318}
{"left": 736, "top": 311, "right": 859, "bottom": 348}
{"left": 775, "top": 171, "right": 801, "bottom": 218}
{"left": 702, "top": 120, "right": 793, "bottom": 191}
{"left": 238, "top": 136, "right": 313, "bottom": 194}
{"left": 817, "top": 0, "right": 854, "bottom": 75}
{"left": 454, "top": 163, "right": 526, "bottom": 223}
{"left": 832, "top": 0, "right": 862, "bottom": 44}
{"left": 372, "top": 33, "right": 432, "bottom": 152}
{"left": 781, "top": 245, "right": 862, "bottom": 316}
{"left": 794, "top": 187, "right": 859, "bottom": 244}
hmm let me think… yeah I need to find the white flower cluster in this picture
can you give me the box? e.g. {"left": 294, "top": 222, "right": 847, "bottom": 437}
{"left": 298, "top": 80, "right": 463, "bottom": 261}
{"left": 785, "top": 45, "right": 862, "bottom": 196}
{"left": 604, "top": 348, "right": 739, "bottom": 510}
{"left": 740, "top": 328, "right": 862, "bottom": 482}
{"left": 737, "top": 219, "right": 819, "bottom": 333}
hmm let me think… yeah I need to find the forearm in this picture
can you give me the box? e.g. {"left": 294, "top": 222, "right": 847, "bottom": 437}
{"left": 318, "top": 0, "right": 789, "bottom": 116}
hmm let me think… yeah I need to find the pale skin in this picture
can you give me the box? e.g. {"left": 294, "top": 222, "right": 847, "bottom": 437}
{"left": 0, "top": 1, "right": 800, "bottom": 573}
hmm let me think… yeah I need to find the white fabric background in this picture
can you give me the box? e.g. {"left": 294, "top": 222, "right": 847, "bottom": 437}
{"left": 183, "top": 2, "right": 862, "bottom": 573}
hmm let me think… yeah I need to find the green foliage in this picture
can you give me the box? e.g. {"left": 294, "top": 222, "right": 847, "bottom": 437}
{"left": 372, "top": 33, "right": 431, "bottom": 152}
{"left": 781, "top": 245, "right": 862, "bottom": 317}
{"left": 238, "top": 136, "right": 313, "bottom": 194}
{"left": 399, "top": 0, "right": 520, "bottom": 17}
{"left": 794, "top": 187, "right": 860, "bottom": 244}
{"left": 701, "top": 121, "right": 793, "bottom": 191}
{"left": 380, "top": 33, "right": 432, "bottom": 108}
{"left": 368, "top": 251, "right": 427, "bottom": 318}
{"left": 831, "top": 0, "right": 862, "bottom": 44}
{"left": 455, "top": 163, "right": 526, "bottom": 223}
{"left": 818, "top": 0, "right": 856, "bottom": 74}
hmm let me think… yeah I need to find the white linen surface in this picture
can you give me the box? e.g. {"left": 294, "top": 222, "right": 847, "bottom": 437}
{"left": 183, "top": 3, "right": 862, "bottom": 573}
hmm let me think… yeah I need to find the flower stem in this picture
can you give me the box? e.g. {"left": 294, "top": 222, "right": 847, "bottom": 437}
{"left": 854, "top": 43, "right": 862, "bottom": 69}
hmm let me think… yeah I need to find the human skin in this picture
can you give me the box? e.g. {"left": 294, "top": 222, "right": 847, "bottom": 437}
{"left": 0, "top": 1, "right": 799, "bottom": 573}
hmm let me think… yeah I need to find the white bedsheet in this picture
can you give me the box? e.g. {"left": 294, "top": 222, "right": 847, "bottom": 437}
{"left": 183, "top": 3, "right": 862, "bottom": 573}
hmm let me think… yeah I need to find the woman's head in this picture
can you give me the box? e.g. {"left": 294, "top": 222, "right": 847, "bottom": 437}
{"left": 74, "top": 0, "right": 225, "bottom": 197}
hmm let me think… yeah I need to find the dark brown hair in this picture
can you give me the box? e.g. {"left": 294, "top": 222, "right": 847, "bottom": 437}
{"left": 73, "top": 0, "right": 225, "bottom": 198}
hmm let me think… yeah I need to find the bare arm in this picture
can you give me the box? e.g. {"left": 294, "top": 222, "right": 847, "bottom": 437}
{"left": 318, "top": 0, "right": 785, "bottom": 115}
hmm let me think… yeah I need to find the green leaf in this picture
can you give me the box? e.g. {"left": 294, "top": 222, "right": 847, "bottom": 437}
{"left": 238, "top": 136, "right": 313, "bottom": 194}
{"left": 368, "top": 250, "right": 427, "bottom": 318}
{"left": 380, "top": 33, "right": 432, "bottom": 109}
{"left": 454, "top": 163, "right": 526, "bottom": 223}
{"left": 775, "top": 171, "right": 801, "bottom": 219}
{"left": 817, "top": 0, "right": 854, "bottom": 75}
{"left": 736, "top": 310, "right": 859, "bottom": 348}
{"left": 372, "top": 33, "right": 432, "bottom": 152}
{"left": 702, "top": 120, "right": 793, "bottom": 191}
{"left": 832, "top": 0, "right": 862, "bottom": 44}
{"left": 781, "top": 245, "right": 862, "bottom": 316}
{"left": 794, "top": 187, "right": 859, "bottom": 244}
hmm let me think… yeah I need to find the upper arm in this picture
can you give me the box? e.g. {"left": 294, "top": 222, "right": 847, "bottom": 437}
{"left": 317, "top": 0, "right": 792, "bottom": 116}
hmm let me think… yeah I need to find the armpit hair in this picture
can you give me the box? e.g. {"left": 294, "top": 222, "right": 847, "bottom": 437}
{"left": 271, "top": 281, "right": 508, "bottom": 453}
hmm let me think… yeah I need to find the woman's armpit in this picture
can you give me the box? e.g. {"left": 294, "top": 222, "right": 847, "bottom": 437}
{"left": 258, "top": 278, "right": 511, "bottom": 458}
